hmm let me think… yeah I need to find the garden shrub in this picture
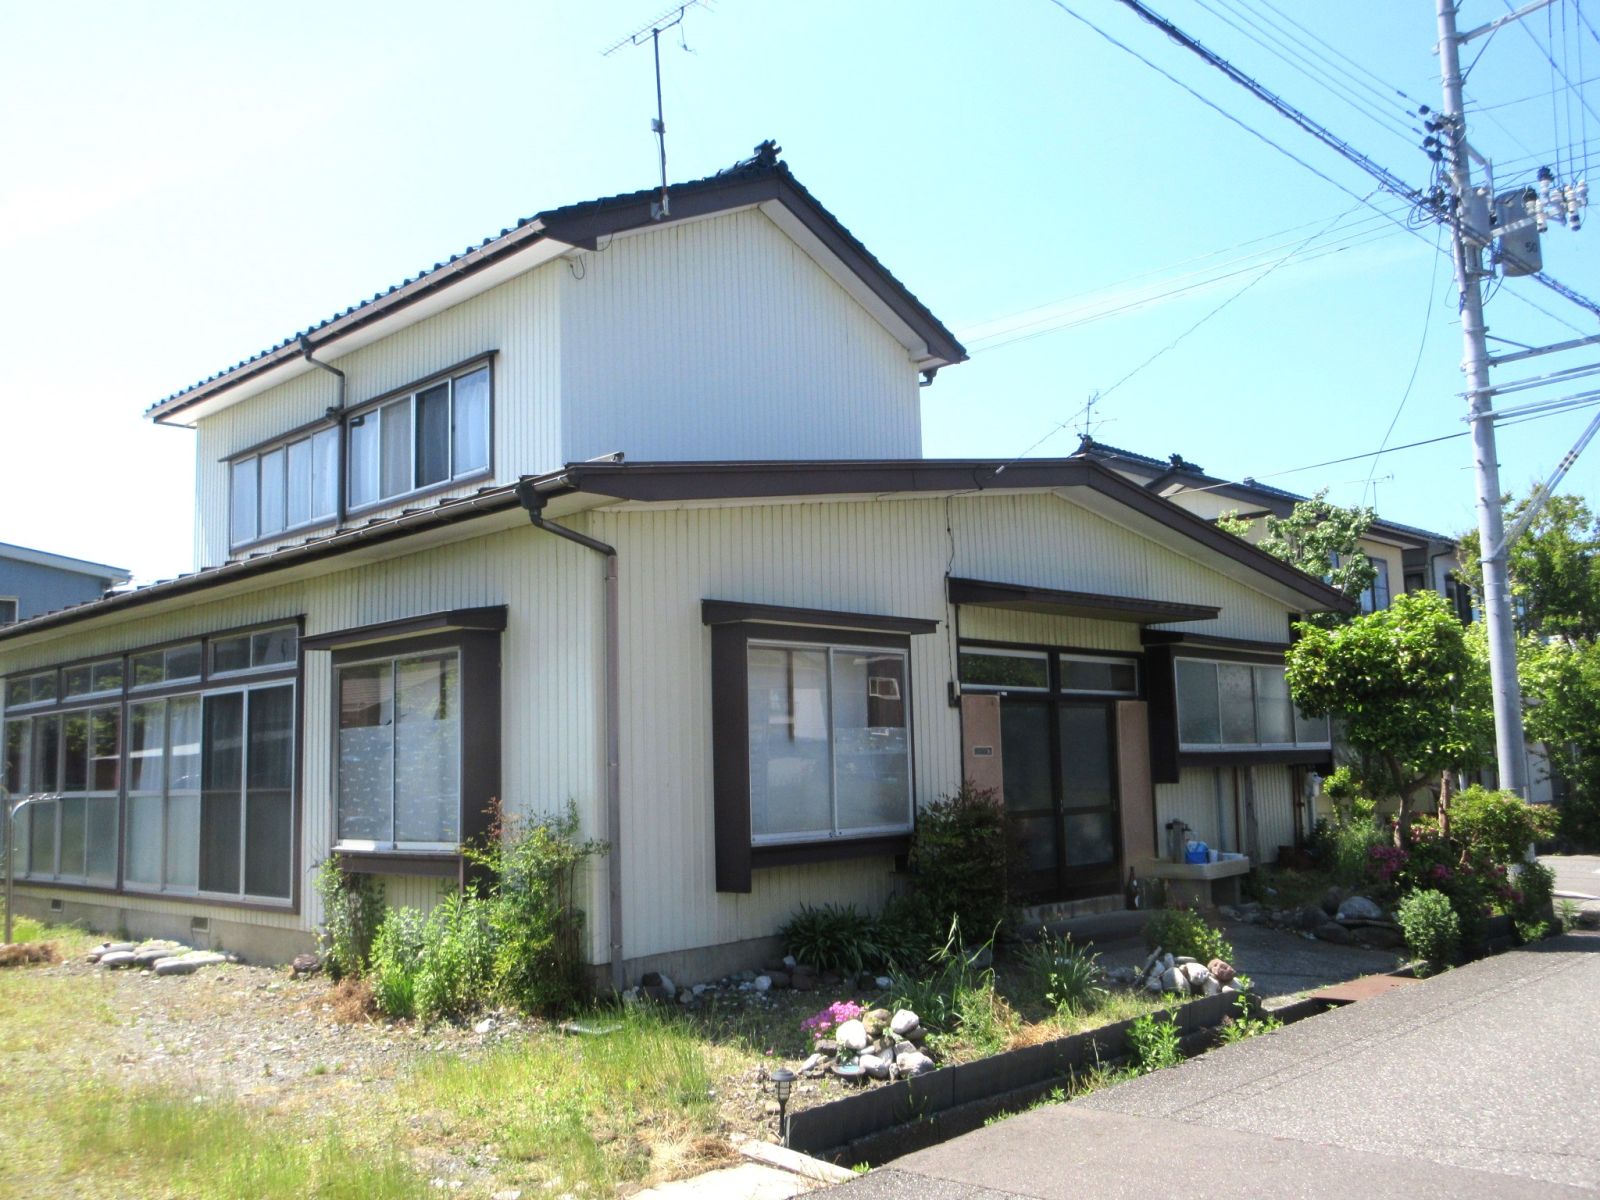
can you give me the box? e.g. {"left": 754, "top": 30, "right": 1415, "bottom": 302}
{"left": 311, "top": 859, "right": 385, "bottom": 981}
{"left": 1448, "top": 786, "right": 1558, "bottom": 864}
{"left": 778, "top": 903, "right": 885, "bottom": 975}
{"left": 1319, "top": 816, "right": 1388, "bottom": 888}
{"left": 905, "top": 781, "right": 1009, "bottom": 949}
{"left": 1015, "top": 929, "right": 1106, "bottom": 1014}
{"left": 1142, "top": 907, "right": 1233, "bottom": 965}
{"left": 1127, "top": 1013, "right": 1181, "bottom": 1073}
{"left": 1512, "top": 861, "right": 1557, "bottom": 943}
{"left": 414, "top": 892, "right": 496, "bottom": 1024}
{"left": 1396, "top": 888, "right": 1459, "bottom": 974}
{"left": 370, "top": 906, "right": 426, "bottom": 1018}
{"left": 468, "top": 801, "right": 605, "bottom": 1015}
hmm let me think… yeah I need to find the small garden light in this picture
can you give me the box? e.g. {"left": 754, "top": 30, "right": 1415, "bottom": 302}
{"left": 770, "top": 1067, "right": 795, "bottom": 1145}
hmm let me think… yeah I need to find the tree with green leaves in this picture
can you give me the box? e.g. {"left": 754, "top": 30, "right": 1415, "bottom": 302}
{"left": 1458, "top": 492, "right": 1600, "bottom": 643}
{"left": 1286, "top": 590, "right": 1493, "bottom": 826}
{"left": 1521, "top": 635, "right": 1600, "bottom": 848}
{"left": 1218, "top": 489, "right": 1377, "bottom": 624}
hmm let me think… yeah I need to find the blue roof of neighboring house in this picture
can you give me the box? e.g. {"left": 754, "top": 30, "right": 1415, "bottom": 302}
{"left": 0, "top": 541, "right": 130, "bottom": 582}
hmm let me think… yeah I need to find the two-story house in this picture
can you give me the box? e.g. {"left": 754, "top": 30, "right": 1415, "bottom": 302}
{"left": 0, "top": 146, "right": 1348, "bottom": 985}
{"left": 1072, "top": 438, "right": 1473, "bottom": 620}
{"left": 0, "top": 543, "right": 130, "bottom": 627}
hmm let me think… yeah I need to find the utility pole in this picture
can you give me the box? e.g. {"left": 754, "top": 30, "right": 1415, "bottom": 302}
{"left": 1435, "top": 0, "right": 1528, "bottom": 795}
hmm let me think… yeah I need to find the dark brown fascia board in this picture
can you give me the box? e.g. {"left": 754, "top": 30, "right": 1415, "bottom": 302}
{"left": 0, "top": 486, "right": 525, "bottom": 645}
{"left": 151, "top": 173, "right": 965, "bottom": 425}
{"left": 701, "top": 598, "right": 938, "bottom": 635}
{"left": 946, "top": 577, "right": 1220, "bottom": 624}
{"left": 1140, "top": 630, "right": 1291, "bottom": 654}
{"left": 565, "top": 458, "right": 1353, "bottom": 612}
{"left": 301, "top": 606, "right": 509, "bottom": 652}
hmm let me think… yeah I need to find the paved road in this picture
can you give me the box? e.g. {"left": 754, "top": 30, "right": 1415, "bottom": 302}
{"left": 829, "top": 933, "right": 1600, "bottom": 1199}
{"left": 1546, "top": 855, "right": 1600, "bottom": 920}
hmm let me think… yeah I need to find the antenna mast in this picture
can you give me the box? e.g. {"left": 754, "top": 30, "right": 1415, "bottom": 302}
{"left": 602, "top": 3, "right": 702, "bottom": 220}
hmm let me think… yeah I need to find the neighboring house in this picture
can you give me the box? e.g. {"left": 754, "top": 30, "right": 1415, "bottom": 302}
{"left": 0, "top": 543, "right": 129, "bottom": 627}
{"left": 1071, "top": 438, "right": 1474, "bottom": 621}
{"left": 0, "top": 146, "right": 1349, "bottom": 982}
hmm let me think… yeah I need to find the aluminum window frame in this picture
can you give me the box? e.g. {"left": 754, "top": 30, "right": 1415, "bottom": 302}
{"left": 208, "top": 625, "right": 300, "bottom": 680}
{"left": 746, "top": 637, "right": 915, "bottom": 847}
{"left": 0, "top": 597, "right": 17, "bottom": 626}
{"left": 344, "top": 360, "right": 494, "bottom": 518}
{"left": 1173, "top": 655, "right": 1331, "bottom": 753}
{"left": 332, "top": 646, "right": 465, "bottom": 854}
{"left": 228, "top": 424, "right": 341, "bottom": 552}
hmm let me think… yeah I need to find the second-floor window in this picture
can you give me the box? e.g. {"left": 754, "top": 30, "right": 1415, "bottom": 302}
{"left": 231, "top": 427, "right": 339, "bottom": 547}
{"left": 348, "top": 364, "right": 490, "bottom": 511}
{"left": 1359, "top": 557, "right": 1391, "bottom": 614}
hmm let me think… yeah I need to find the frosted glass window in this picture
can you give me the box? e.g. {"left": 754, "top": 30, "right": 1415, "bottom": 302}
{"left": 311, "top": 427, "right": 340, "bottom": 519}
{"left": 126, "top": 794, "right": 163, "bottom": 886}
{"left": 86, "top": 797, "right": 117, "bottom": 881}
{"left": 394, "top": 654, "right": 460, "bottom": 844}
{"left": 1295, "top": 705, "right": 1330, "bottom": 747}
{"left": 1060, "top": 657, "right": 1138, "bottom": 695}
{"left": 1254, "top": 666, "right": 1293, "bottom": 745}
{"left": 338, "top": 661, "right": 394, "bottom": 842}
{"left": 286, "top": 438, "right": 312, "bottom": 529}
{"left": 58, "top": 797, "right": 85, "bottom": 877}
{"left": 166, "top": 793, "right": 200, "bottom": 890}
{"left": 28, "top": 798, "right": 55, "bottom": 875}
{"left": 1218, "top": 664, "right": 1257, "bottom": 745}
{"left": 1176, "top": 659, "right": 1220, "bottom": 745}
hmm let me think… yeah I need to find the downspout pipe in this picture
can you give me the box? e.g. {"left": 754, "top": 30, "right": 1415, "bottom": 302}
{"left": 299, "top": 336, "right": 348, "bottom": 528}
{"left": 514, "top": 480, "right": 625, "bottom": 996}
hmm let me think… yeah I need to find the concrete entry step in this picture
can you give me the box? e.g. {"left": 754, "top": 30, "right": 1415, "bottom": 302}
{"left": 1307, "top": 973, "right": 1420, "bottom": 1006}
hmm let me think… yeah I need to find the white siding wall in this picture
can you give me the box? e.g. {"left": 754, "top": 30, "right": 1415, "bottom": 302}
{"left": 1153, "top": 763, "right": 1297, "bottom": 863}
{"left": 0, "top": 522, "right": 607, "bottom": 956}
{"left": 597, "top": 489, "right": 1306, "bottom": 961}
{"left": 192, "top": 265, "right": 564, "bottom": 570}
{"left": 559, "top": 210, "right": 922, "bottom": 466}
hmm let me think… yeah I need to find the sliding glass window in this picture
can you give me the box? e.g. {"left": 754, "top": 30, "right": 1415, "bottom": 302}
{"left": 347, "top": 365, "right": 490, "bottom": 512}
{"left": 230, "top": 427, "right": 339, "bottom": 548}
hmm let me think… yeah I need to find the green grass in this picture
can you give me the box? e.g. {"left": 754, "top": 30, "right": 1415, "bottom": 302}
{"left": 397, "top": 1008, "right": 731, "bottom": 1195}
{"left": 2, "top": 1084, "right": 429, "bottom": 1200}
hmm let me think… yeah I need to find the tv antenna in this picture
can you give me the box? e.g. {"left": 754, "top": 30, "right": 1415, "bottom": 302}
{"left": 602, "top": 3, "right": 706, "bottom": 220}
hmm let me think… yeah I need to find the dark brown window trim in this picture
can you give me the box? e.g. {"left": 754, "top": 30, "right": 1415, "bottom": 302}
{"left": 710, "top": 616, "right": 925, "bottom": 893}
{"left": 343, "top": 467, "right": 496, "bottom": 523}
{"left": 947, "top": 577, "right": 1220, "bottom": 625}
{"left": 1141, "top": 630, "right": 1292, "bottom": 658}
{"left": 303, "top": 606, "right": 507, "bottom": 652}
{"left": 344, "top": 352, "right": 498, "bottom": 418}
{"left": 702, "top": 599, "right": 938, "bottom": 636}
{"left": 336, "top": 850, "right": 465, "bottom": 880}
{"left": 1177, "top": 749, "right": 1334, "bottom": 769}
{"left": 326, "top": 627, "right": 501, "bottom": 867}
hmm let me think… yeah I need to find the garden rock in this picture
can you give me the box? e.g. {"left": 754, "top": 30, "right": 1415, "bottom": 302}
{"left": 896, "top": 1049, "right": 935, "bottom": 1075}
{"left": 134, "top": 944, "right": 186, "bottom": 969}
{"left": 154, "top": 952, "right": 227, "bottom": 976}
{"left": 291, "top": 953, "right": 321, "bottom": 977}
{"left": 1160, "top": 966, "right": 1184, "bottom": 992}
{"left": 1203, "top": 977, "right": 1222, "bottom": 996}
{"left": 791, "top": 974, "right": 816, "bottom": 992}
{"left": 766, "top": 971, "right": 790, "bottom": 989}
{"left": 1298, "top": 906, "right": 1329, "bottom": 932}
{"left": 798, "top": 1052, "right": 825, "bottom": 1075}
{"left": 875, "top": 975, "right": 892, "bottom": 989}
{"left": 890, "top": 1009, "right": 921, "bottom": 1036}
{"left": 1315, "top": 921, "right": 1353, "bottom": 945}
{"left": 863, "top": 1008, "right": 891, "bottom": 1037}
{"left": 1174, "top": 956, "right": 1198, "bottom": 966}
{"left": 1179, "top": 962, "right": 1211, "bottom": 989}
{"left": 1207, "top": 958, "right": 1236, "bottom": 986}
{"left": 86, "top": 942, "right": 134, "bottom": 963}
{"left": 100, "top": 951, "right": 140, "bottom": 969}
{"left": 753, "top": 976, "right": 772, "bottom": 993}
{"left": 835, "top": 1019, "right": 870, "bottom": 1052}
{"left": 858, "top": 1053, "right": 891, "bottom": 1080}
{"left": 1337, "top": 896, "right": 1384, "bottom": 922}
{"left": 474, "top": 1018, "right": 495, "bottom": 1034}
{"left": 1321, "top": 886, "right": 1348, "bottom": 917}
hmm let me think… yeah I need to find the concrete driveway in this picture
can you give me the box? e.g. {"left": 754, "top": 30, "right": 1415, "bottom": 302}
{"left": 828, "top": 933, "right": 1600, "bottom": 1199}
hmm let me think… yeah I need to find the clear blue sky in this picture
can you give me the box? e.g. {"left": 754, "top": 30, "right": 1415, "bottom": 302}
{"left": 2, "top": 0, "right": 1592, "bottom": 581}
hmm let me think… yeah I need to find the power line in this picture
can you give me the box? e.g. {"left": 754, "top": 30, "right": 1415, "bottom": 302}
{"left": 1365, "top": 225, "right": 1447, "bottom": 506}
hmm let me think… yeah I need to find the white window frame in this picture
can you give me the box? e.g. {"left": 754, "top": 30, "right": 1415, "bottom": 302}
{"left": 747, "top": 638, "right": 914, "bottom": 846}
{"left": 333, "top": 648, "right": 464, "bottom": 853}
{"left": 345, "top": 363, "right": 492, "bottom": 516}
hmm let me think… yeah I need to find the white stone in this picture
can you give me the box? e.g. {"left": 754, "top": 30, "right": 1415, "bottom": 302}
{"left": 100, "top": 951, "right": 139, "bottom": 969}
{"left": 692, "top": 983, "right": 708, "bottom": 995}
{"left": 897, "top": 1050, "right": 935, "bottom": 1075}
{"left": 754, "top": 976, "right": 772, "bottom": 992}
{"left": 782, "top": 955, "right": 797, "bottom": 969}
{"left": 798, "top": 1053, "right": 825, "bottom": 1075}
{"left": 1160, "top": 966, "right": 1185, "bottom": 993}
{"left": 890, "top": 1009, "right": 921, "bottom": 1036}
{"left": 858, "top": 1053, "right": 891, "bottom": 1079}
{"left": 1174, "top": 956, "right": 1199, "bottom": 966}
{"left": 875, "top": 976, "right": 893, "bottom": 990}
{"left": 154, "top": 952, "right": 226, "bottom": 976}
{"left": 1203, "top": 977, "right": 1222, "bottom": 996}
{"left": 836, "top": 1019, "right": 870, "bottom": 1052}
{"left": 1162, "top": 953, "right": 1176, "bottom": 972}
{"left": 1180, "top": 963, "right": 1211, "bottom": 988}
{"left": 474, "top": 1018, "right": 494, "bottom": 1034}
